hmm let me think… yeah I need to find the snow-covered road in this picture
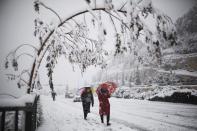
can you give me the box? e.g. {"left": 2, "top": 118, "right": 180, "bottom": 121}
{"left": 37, "top": 95, "right": 197, "bottom": 131}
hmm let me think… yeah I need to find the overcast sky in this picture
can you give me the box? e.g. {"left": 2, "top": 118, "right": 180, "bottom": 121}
{"left": 0, "top": 0, "right": 196, "bottom": 95}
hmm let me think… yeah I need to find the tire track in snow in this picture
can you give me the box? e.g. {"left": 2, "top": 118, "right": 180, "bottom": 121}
{"left": 111, "top": 103, "right": 197, "bottom": 131}
{"left": 109, "top": 99, "right": 197, "bottom": 130}
{"left": 61, "top": 97, "right": 197, "bottom": 131}
{"left": 44, "top": 96, "right": 197, "bottom": 131}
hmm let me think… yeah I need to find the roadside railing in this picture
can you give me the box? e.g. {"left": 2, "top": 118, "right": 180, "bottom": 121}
{"left": 0, "top": 95, "right": 40, "bottom": 131}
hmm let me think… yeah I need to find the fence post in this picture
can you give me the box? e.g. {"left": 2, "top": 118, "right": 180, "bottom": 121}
{"left": 15, "top": 110, "right": 18, "bottom": 131}
{"left": 25, "top": 95, "right": 39, "bottom": 131}
{"left": 1, "top": 111, "right": 5, "bottom": 131}
{"left": 32, "top": 95, "right": 38, "bottom": 131}
{"left": 25, "top": 103, "right": 33, "bottom": 131}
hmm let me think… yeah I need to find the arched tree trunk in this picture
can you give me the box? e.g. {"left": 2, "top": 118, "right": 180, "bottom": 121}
{"left": 27, "top": 8, "right": 127, "bottom": 93}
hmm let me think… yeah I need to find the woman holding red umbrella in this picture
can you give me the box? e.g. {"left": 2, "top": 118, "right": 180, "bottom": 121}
{"left": 96, "top": 82, "right": 117, "bottom": 126}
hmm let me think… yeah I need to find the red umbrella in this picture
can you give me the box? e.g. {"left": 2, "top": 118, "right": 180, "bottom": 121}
{"left": 96, "top": 81, "right": 117, "bottom": 95}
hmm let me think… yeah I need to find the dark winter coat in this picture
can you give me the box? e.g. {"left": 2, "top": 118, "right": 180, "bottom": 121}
{"left": 98, "top": 91, "right": 110, "bottom": 115}
{"left": 81, "top": 89, "right": 94, "bottom": 113}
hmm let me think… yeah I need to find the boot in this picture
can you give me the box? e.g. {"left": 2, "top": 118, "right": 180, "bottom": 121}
{"left": 107, "top": 114, "right": 111, "bottom": 126}
{"left": 84, "top": 112, "right": 87, "bottom": 120}
{"left": 100, "top": 115, "right": 104, "bottom": 123}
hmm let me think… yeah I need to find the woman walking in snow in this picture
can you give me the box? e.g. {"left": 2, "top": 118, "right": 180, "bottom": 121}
{"left": 81, "top": 87, "right": 94, "bottom": 120}
{"left": 97, "top": 88, "right": 111, "bottom": 126}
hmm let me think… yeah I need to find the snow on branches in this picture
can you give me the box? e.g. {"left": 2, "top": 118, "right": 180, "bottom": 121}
{"left": 5, "top": 0, "right": 177, "bottom": 93}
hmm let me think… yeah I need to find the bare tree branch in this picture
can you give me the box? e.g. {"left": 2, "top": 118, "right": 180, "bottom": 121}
{"left": 16, "top": 53, "right": 34, "bottom": 60}
{"left": 14, "top": 44, "right": 38, "bottom": 53}
{"left": 20, "top": 69, "right": 31, "bottom": 77}
{"left": 19, "top": 78, "right": 30, "bottom": 88}
{"left": 119, "top": 1, "right": 127, "bottom": 11}
{"left": 0, "top": 93, "right": 18, "bottom": 99}
{"left": 39, "top": 2, "right": 62, "bottom": 23}
{"left": 109, "top": 14, "right": 117, "bottom": 33}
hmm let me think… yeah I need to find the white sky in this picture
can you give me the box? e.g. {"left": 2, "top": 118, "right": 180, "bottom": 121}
{"left": 0, "top": 0, "right": 196, "bottom": 94}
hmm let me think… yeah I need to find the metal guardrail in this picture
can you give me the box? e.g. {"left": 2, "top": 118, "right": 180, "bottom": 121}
{"left": 0, "top": 95, "right": 40, "bottom": 131}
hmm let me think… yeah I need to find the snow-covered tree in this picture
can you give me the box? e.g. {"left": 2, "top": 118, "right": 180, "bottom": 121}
{"left": 175, "top": 4, "right": 197, "bottom": 54}
{"left": 5, "top": 0, "right": 176, "bottom": 93}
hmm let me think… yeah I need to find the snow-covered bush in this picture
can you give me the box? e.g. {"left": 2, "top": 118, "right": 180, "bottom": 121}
{"left": 149, "top": 86, "right": 197, "bottom": 104}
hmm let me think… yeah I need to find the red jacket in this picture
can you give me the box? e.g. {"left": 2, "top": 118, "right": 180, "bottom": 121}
{"left": 98, "top": 92, "right": 110, "bottom": 115}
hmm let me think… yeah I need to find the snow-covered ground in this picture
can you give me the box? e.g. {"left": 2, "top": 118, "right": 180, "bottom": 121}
{"left": 37, "top": 95, "right": 197, "bottom": 131}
